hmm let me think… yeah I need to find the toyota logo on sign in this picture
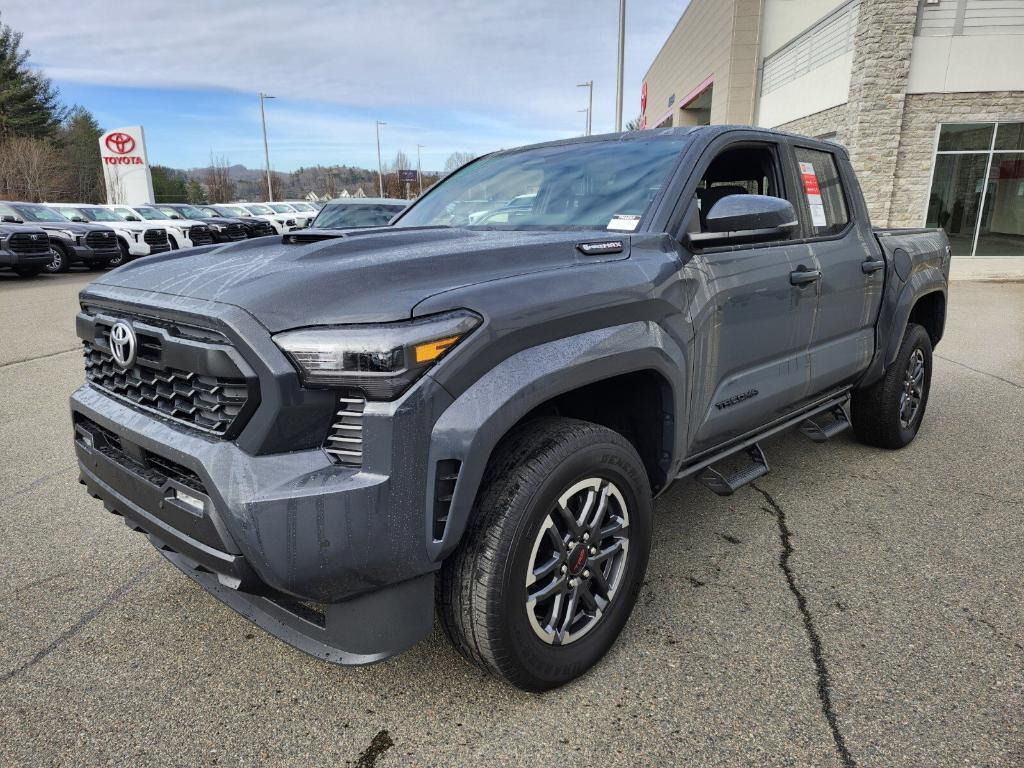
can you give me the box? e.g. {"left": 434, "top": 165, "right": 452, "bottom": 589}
{"left": 105, "top": 132, "right": 136, "bottom": 155}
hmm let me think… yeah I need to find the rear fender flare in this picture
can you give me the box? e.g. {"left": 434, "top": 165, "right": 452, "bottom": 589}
{"left": 424, "top": 321, "right": 688, "bottom": 562}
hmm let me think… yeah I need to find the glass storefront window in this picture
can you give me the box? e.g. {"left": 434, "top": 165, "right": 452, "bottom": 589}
{"left": 937, "top": 123, "right": 994, "bottom": 152}
{"left": 925, "top": 122, "right": 1024, "bottom": 256}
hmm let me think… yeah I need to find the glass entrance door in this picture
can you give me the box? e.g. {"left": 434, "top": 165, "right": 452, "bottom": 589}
{"left": 925, "top": 122, "right": 1024, "bottom": 257}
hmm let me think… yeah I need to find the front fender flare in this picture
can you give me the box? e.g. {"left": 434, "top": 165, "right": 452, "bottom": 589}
{"left": 424, "top": 321, "right": 688, "bottom": 562}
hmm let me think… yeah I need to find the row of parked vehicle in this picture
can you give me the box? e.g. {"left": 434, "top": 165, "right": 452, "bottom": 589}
{"left": 0, "top": 199, "right": 329, "bottom": 278}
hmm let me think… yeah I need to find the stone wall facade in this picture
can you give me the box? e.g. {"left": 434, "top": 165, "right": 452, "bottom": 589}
{"left": 844, "top": 0, "right": 919, "bottom": 226}
{"left": 777, "top": 103, "right": 850, "bottom": 144}
{"left": 888, "top": 91, "right": 1024, "bottom": 228}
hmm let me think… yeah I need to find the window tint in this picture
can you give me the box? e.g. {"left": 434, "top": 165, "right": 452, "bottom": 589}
{"left": 793, "top": 147, "right": 849, "bottom": 237}
{"left": 938, "top": 123, "right": 994, "bottom": 152}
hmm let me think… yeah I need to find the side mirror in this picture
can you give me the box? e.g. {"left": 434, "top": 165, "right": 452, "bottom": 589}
{"left": 170, "top": 214, "right": 182, "bottom": 219}
{"left": 125, "top": 215, "right": 140, "bottom": 222}
{"left": 70, "top": 216, "right": 87, "bottom": 223}
{"left": 0, "top": 214, "right": 22, "bottom": 223}
{"left": 687, "top": 194, "right": 798, "bottom": 247}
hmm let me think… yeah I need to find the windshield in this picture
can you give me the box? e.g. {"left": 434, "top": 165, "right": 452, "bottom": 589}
{"left": 269, "top": 204, "right": 294, "bottom": 213}
{"left": 134, "top": 206, "right": 170, "bottom": 221}
{"left": 397, "top": 137, "right": 687, "bottom": 230}
{"left": 291, "top": 202, "right": 315, "bottom": 211}
{"left": 214, "top": 205, "right": 249, "bottom": 217}
{"left": 79, "top": 207, "right": 123, "bottom": 222}
{"left": 245, "top": 204, "right": 274, "bottom": 215}
{"left": 14, "top": 205, "right": 68, "bottom": 223}
{"left": 313, "top": 203, "right": 406, "bottom": 229}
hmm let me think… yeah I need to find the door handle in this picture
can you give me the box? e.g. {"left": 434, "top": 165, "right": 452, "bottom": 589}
{"left": 862, "top": 259, "right": 885, "bottom": 274}
{"left": 790, "top": 267, "right": 821, "bottom": 286}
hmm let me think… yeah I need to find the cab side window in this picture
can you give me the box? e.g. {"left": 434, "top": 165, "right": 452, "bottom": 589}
{"left": 694, "top": 145, "right": 786, "bottom": 233}
{"left": 793, "top": 147, "right": 849, "bottom": 237}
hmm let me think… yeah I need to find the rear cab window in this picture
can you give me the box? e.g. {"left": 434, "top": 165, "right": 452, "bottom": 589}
{"left": 792, "top": 147, "right": 849, "bottom": 238}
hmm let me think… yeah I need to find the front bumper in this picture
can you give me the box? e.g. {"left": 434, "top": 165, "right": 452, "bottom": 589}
{"left": 69, "top": 294, "right": 450, "bottom": 663}
{"left": 0, "top": 247, "right": 53, "bottom": 268}
{"left": 71, "top": 243, "right": 119, "bottom": 265}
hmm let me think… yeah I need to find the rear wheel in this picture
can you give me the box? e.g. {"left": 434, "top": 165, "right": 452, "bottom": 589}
{"left": 851, "top": 322, "right": 933, "bottom": 449}
{"left": 43, "top": 243, "right": 70, "bottom": 274}
{"left": 438, "top": 417, "right": 653, "bottom": 691}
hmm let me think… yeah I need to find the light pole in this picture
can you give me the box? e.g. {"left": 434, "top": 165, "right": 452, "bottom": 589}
{"left": 416, "top": 144, "right": 424, "bottom": 196}
{"left": 375, "top": 121, "right": 386, "bottom": 198}
{"left": 578, "top": 108, "right": 590, "bottom": 136}
{"left": 259, "top": 92, "right": 276, "bottom": 201}
{"left": 577, "top": 81, "right": 593, "bottom": 136}
{"left": 615, "top": 0, "right": 625, "bottom": 132}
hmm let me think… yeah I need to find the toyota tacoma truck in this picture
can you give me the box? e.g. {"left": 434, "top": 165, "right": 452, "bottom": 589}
{"left": 70, "top": 126, "right": 949, "bottom": 691}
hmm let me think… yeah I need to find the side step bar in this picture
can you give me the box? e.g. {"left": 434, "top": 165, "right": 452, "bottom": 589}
{"left": 697, "top": 444, "right": 768, "bottom": 497}
{"left": 678, "top": 392, "right": 851, "bottom": 496}
{"left": 799, "top": 403, "right": 851, "bottom": 442}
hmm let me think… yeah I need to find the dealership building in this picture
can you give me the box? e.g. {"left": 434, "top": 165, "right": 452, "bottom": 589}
{"left": 640, "top": 0, "right": 1024, "bottom": 258}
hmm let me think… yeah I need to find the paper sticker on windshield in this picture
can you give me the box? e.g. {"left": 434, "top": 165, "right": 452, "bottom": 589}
{"left": 799, "top": 162, "right": 828, "bottom": 228}
{"left": 607, "top": 214, "right": 641, "bottom": 231}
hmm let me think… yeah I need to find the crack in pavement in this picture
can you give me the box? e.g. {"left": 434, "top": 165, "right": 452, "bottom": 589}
{"left": 935, "top": 354, "right": 1023, "bottom": 390}
{"left": 0, "top": 346, "right": 81, "bottom": 371}
{"left": 750, "top": 482, "right": 856, "bottom": 768}
{"left": 0, "top": 561, "right": 159, "bottom": 684}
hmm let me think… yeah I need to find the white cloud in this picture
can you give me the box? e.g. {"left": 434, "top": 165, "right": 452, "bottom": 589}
{"left": 6, "top": 0, "right": 683, "bottom": 132}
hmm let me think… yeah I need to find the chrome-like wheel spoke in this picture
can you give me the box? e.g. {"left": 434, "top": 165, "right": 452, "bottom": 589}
{"left": 899, "top": 348, "right": 927, "bottom": 428}
{"left": 525, "top": 477, "right": 630, "bottom": 646}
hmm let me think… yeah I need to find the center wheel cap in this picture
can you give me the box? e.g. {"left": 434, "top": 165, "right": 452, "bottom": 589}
{"left": 568, "top": 544, "right": 588, "bottom": 576}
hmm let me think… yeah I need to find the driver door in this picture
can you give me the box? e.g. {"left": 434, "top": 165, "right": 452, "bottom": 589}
{"left": 679, "top": 137, "right": 820, "bottom": 455}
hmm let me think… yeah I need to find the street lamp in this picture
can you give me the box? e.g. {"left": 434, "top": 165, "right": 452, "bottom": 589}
{"left": 375, "top": 121, "right": 386, "bottom": 198}
{"left": 259, "top": 92, "right": 276, "bottom": 201}
{"left": 416, "top": 144, "right": 424, "bottom": 196}
{"left": 578, "top": 108, "right": 590, "bottom": 136}
{"left": 577, "top": 80, "right": 593, "bottom": 136}
{"left": 615, "top": 0, "right": 625, "bottom": 132}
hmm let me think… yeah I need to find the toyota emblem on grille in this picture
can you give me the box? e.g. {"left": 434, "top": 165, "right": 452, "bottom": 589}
{"left": 109, "top": 321, "right": 137, "bottom": 369}
{"left": 30, "top": 234, "right": 38, "bottom": 240}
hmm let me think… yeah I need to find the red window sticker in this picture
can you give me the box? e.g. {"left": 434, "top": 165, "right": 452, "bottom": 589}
{"left": 799, "top": 161, "right": 827, "bottom": 228}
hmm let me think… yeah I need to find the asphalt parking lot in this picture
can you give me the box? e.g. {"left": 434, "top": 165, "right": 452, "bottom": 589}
{"left": 1, "top": 271, "right": 1021, "bottom": 767}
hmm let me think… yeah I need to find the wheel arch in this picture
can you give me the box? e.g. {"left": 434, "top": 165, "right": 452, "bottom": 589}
{"left": 424, "top": 322, "right": 688, "bottom": 562}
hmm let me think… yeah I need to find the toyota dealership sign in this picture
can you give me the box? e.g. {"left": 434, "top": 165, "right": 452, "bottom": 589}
{"left": 98, "top": 125, "right": 155, "bottom": 205}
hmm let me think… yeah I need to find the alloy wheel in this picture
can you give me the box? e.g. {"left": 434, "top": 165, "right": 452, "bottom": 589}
{"left": 899, "top": 348, "right": 925, "bottom": 428}
{"left": 525, "top": 477, "right": 630, "bottom": 646}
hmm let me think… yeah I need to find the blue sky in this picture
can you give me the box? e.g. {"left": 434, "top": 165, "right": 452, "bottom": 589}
{"left": 4, "top": 0, "right": 686, "bottom": 172}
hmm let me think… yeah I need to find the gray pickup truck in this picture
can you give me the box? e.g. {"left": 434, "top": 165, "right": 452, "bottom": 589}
{"left": 70, "top": 126, "right": 949, "bottom": 691}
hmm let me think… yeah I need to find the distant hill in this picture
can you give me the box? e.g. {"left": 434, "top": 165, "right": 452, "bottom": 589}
{"left": 170, "top": 162, "right": 382, "bottom": 200}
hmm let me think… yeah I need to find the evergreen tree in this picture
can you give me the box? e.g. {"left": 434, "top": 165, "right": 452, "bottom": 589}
{"left": 0, "top": 12, "right": 66, "bottom": 138}
{"left": 151, "top": 165, "right": 188, "bottom": 202}
{"left": 59, "top": 106, "right": 104, "bottom": 202}
{"left": 185, "top": 179, "right": 205, "bottom": 204}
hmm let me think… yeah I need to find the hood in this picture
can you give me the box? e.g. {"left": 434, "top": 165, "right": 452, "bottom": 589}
{"left": 0, "top": 223, "right": 48, "bottom": 236}
{"left": 90, "top": 226, "right": 627, "bottom": 332}
{"left": 35, "top": 220, "right": 114, "bottom": 234}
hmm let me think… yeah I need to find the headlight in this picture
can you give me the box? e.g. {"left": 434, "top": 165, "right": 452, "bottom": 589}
{"left": 285, "top": 218, "right": 296, "bottom": 227}
{"left": 273, "top": 310, "right": 481, "bottom": 400}
{"left": 57, "top": 229, "right": 77, "bottom": 241}
{"left": 208, "top": 223, "right": 224, "bottom": 232}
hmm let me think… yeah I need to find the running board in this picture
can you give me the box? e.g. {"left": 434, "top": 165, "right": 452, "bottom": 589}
{"left": 697, "top": 443, "right": 768, "bottom": 497}
{"left": 799, "top": 403, "right": 851, "bottom": 443}
{"left": 676, "top": 392, "right": 851, "bottom": 487}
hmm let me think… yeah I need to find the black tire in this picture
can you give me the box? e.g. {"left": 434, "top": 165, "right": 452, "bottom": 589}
{"left": 44, "top": 243, "right": 70, "bottom": 274}
{"left": 13, "top": 266, "right": 41, "bottom": 277}
{"left": 851, "top": 322, "right": 933, "bottom": 449}
{"left": 108, "top": 240, "right": 130, "bottom": 268}
{"left": 438, "top": 417, "right": 653, "bottom": 691}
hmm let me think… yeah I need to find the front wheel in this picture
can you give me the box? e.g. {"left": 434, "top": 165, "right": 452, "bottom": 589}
{"left": 851, "top": 322, "right": 933, "bottom": 449}
{"left": 43, "top": 243, "right": 70, "bottom": 274}
{"left": 438, "top": 417, "right": 653, "bottom": 691}
{"left": 108, "top": 241, "right": 130, "bottom": 268}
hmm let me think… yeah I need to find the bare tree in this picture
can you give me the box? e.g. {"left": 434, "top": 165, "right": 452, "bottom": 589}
{"left": 204, "top": 154, "right": 235, "bottom": 203}
{"left": 0, "top": 136, "right": 66, "bottom": 201}
{"left": 444, "top": 151, "right": 476, "bottom": 175}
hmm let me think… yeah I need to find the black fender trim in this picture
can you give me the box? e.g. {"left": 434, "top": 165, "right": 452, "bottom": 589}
{"left": 424, "top": 321, "right": 688, "bottom": 562}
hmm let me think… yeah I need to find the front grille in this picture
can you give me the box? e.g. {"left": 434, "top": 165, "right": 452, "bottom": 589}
{"left": 189, "top": 225, "right": 214, "bottom": 246}
{"left": 225, "top": 223, "right": 247, "bottom": 240}
{"left": 8, "top": 232, "right": 51, "bottom": 255}
{"left": 248, "top": 221, "right": 275, "bottom": 237}
{"left": 143, "top": 228, "right": 168, "bottom": 247}
{"left": 324, "top": 391, "right": 365, "bottom": 465}
{"left": 85, "top": 230, "right": 119, "bottom": 252}
{"left": 84, "top": 340, "right": 249, "bottom": 435}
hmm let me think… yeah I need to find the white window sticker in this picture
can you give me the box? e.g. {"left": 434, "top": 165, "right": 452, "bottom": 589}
{"left": 799, "top": 162, "right": 828, "bottom": 228}
{"left": 607, "top": 214, "right": 641, "bottom": 231}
